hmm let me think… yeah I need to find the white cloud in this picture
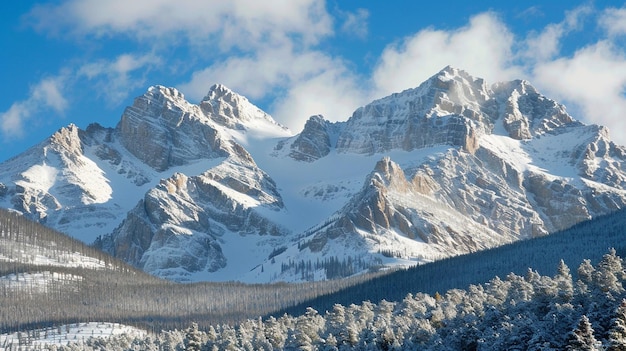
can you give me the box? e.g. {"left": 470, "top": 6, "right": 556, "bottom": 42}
{"left": 1, "top": 52, "right": 159, "bottom": 139}
{"left": 532, "top": 41, "right": 626, "bottom": 145}
{"left": 371, "top": 12, "right": 523, "bottom": 97}
{"left": 0, "top": 76, "right": 68, "bottom": 138}
{"left": 179, "top": 43, "right": 368, "bottom": 131}
{"left": 269, "top": 58, "right": 368, "bottom": 130}
{"left": 340, "top": 8, "right": 369, "bottom": 39}
{"left": 26, "top": 0, "right": 332, "bottom": 49}
{"left": 179, "top": 48, "right": 293, "bottom": 102}
{"left": 513, "top": 4, "right": 626, "bottom": 145}
{"left": 524, "top": 24, "right": 563, "bottom": 62}
{"left": 1, "top": 103, "right": 30, "bottom": 137}
{"left": 24, "top": 0, "right": 340, "bottom": 134}
{"left": 31, "top": 78, "right": 68, "bottom": 113}
{"left": 78, "top": 53, "right": 161, "bottom": 104}
{"left": 599, "top": 6, "right": 626, "bottom": 37}
{"left": 523, "top": 5, "right": 592, "bottom": 62}
{"left": 516, "top": 6, "right": 544, "bottom": 21}
{"left": 365, "top": 5, "right": 626, "bottom": 147}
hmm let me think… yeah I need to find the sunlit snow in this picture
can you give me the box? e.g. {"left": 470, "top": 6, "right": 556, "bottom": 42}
{"left": 0, "top": 322, "right": 146, "bottom": 349}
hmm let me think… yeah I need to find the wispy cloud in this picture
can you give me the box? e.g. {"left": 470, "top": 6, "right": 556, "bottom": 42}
{"left": 526, "top": 5, "right": 626, "bottom": 144}
{"left": 24, "top": 0, "right": 340, "bottom": 132}
{"left": 0, "top": 52, "right": 159, "bottom": 139}
{"left": 515, "top": 6, "right": 544, "bottom": 21}
{"left": 25, "top": 0, "right": 333, "bottom": 49}
{"left": 1, "top": 76, "right": 68, "bottom": 138}
{"left": 599, "top": 6, "right": 626, "bottom": 37}
{"left": 523, "top": 5, "right": 592, "bottom": 62}
{"left": 78, "top": 53, "right": 162, "bottom": 105}
{"left": 340, "top": 8, "right": 369, "bottom": 39}
{"left": 178, "top": 43, "right": 368, "bottom": 131}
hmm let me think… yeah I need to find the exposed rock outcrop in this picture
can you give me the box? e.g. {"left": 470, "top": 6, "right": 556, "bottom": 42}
{"left": 117, "top": 86, "right": 229, "bottom": 172}
{"left": 335, "top": 66, "right": 578, "bottom": 156}
{"left": 103, "top": 152, "right": 287, "bottom": 280}
{"left": 289, "top": 115, "right": 333, "bottom": 162}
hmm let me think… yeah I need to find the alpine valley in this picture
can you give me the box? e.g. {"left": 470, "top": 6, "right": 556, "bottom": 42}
{"left": 2, "top": 66, "right": 626, "bottom": 283}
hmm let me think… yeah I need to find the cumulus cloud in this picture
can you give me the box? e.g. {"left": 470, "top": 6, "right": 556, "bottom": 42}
{"left": 1, "top": 103, "right": 31, "bottom": 137}
{"left": 1, "top": 51, "right": 161, "bottom": 140}
{"left": 31, "top": 78, "right": 69, "bottom": 113}
{"left": 0, "top": 77, "right": 68, "bottom": 138}
{"left": 24, "top": 0, "right": 340, "bottom": 133}
{"left": 268, "top": 56, "right": 368, "bottom": 130}
{"left": 364, "top": 4, "right": 626, "bottom": 146}
{"left": 179, "top": 43, "right": 368, "bottom": 131}
{"left": 533, "top": 41, "right": 626, "bottom": 144}
{"left": 179, "top": 48, "right": 294, "bottom": 102}
{"left": 371, "top": 12, "right": 523, "bottom": 97}
{"left": 517, "top": 4, "right": 626, "bottom": 145}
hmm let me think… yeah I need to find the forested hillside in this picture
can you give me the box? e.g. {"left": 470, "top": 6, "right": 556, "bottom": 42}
{"left": 280, "top": 208, "right": 626, "bottom": 318}
{"left": 0, "top": 209, "right": 382, "bottom": 332}
{"left": 15, "top": 250, "right": 626, "bottom": 350}
{"left": 2, "top": 207, "right": 626, "bottom": 350}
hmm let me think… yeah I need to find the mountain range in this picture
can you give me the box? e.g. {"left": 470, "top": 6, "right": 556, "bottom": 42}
{"left": 1, "top": 66, "right": 625, "bottom": 283}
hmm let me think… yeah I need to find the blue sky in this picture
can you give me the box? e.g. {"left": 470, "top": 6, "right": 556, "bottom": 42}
{"left": 2, "top": 1, "right": 626, "bottom": 162}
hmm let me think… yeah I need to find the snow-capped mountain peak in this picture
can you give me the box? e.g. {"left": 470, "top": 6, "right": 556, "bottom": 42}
{"left": 203, "top": 83, "right": 237, "bottom": 101}
{"left": 200, "top": 83, "right": 290, "bottom": 135}
{"left": 2, "top": 68, "right": 626, "bottom": 283}
{"left": 147, "top": 84, "right": 186, "bottom": 101}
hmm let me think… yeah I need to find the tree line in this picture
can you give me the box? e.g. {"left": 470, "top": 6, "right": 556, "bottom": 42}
{"left": 11, "top": 249, "right": 626, "bottom": 350}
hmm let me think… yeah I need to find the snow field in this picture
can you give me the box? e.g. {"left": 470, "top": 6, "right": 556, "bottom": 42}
{"left": 0, "top": 322, "right": 146, "bottom": 349}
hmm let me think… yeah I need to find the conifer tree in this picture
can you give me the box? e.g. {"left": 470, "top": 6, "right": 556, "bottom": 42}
{"left": 184, "top": 322, "right": 203, "bottom": 351}
{"left": 556, "top": 259, "right": 574, "bottom": 303}
{"left": 566, "top": 315, "right": 600, "bottom": 351}
{"left": 608, "top": 300, "right": 626, "bottom": 351}
{"left": 595, "top": 248, "right": 625, "bottom": 294}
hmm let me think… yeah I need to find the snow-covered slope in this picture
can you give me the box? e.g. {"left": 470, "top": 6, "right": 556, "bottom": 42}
{"left": 2, "top": 66, "right": 626, "bottom": 283}
{"left": 0, "top": 322, "right": 146, "bottom": 350}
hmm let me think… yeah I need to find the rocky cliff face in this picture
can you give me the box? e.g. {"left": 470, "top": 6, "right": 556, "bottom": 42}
{"left": 287, "top": 115, "right": 343, "bottom": 162}
{"left": 106, "top": 153, "right": 287, "bottom": 280}
{"left": 0, "top": 124, "right": 119, "bottom": 234}
{"left": 118, "top": 86, "right": 230, "bottom": 172}
{"left": 2, "top": 66, "right": 626, "bottom": 283}
{"left": 493, "top": 79, "right": 576, "bottom": 140}
{"left": 335, "top": 67, "right": 492, "bottom": 155}
{"left": 200, "top": 83, "right": 285, "bottom": 131}
{"left": 335, "top": 66, "right": 579, "bottom": 156}
{"left": 302, "top": 126, "right": 626, "bottom": 263}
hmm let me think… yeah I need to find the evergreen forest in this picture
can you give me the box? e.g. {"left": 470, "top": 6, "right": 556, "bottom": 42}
{"left": 2, "top": 208, "right": 626, "bottom": 350}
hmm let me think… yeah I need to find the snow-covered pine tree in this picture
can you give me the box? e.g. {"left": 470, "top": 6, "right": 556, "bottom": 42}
{"left": 594, "top": 248, "right": 625, "bottom": 294}
{"left": 577, "top": 259, "right": 596, "bottom": 295}
{"left": 264, "top": 316, "right": 287, "bottom": 350}
{"left": 204, "top": 325, "right": 218, "bottom": 351}
{"left": 566, "top": 315, "right": 600, "bottom": 351}
{"left": 555, "top": 259, "right": 575, "bottom": 303}
{"left": 607, "top": 300, "right": 626, "bottom": 351}
{"left": 184, "top": 322, "right": 203, "bottom": 351}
